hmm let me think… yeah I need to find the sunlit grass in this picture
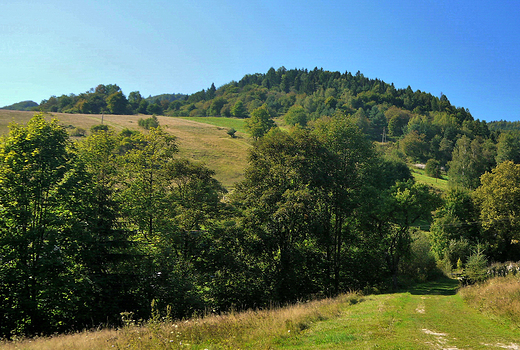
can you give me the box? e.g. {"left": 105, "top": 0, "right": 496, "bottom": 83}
{"left": 4, "top": 279, "right": 520, "bottom": 349}
{"left": 0, "top": 111, "right": 251, "bottom": 189}
{"left": 0, "top": 294, "right": 361, "bottom": 350}
{"left": 179, "top": 116, "right": 247, "bottom": 133}
{"left": 459, "top": 275, "right": 520, "bottom": 327}
{"left": 411, "top": 167, "right": 449, "bottom": 192}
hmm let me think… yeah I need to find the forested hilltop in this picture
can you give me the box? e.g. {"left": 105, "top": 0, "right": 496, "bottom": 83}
{"left": 31, "top": 67, "right": 519, "bottom": 184}
{"left": 2, "top": 67, "right": 520, "bottom": 339}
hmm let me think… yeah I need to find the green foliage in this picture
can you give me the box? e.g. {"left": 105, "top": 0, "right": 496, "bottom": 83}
{"left": 363, "top": 180, "right": 441, "bottom": 288}
{"left": 439, "top": 239, "right": 472, "bottom": 273}
{"left": 128, "top": 91, "right": 143, "bottom": 112}
{"left": 429, "top": 189, "right": 480, "bottom": 265}
{"left": 0, "top": 100, "right": 38, "bottom": 111}
{"left": 245, "top": 105, "right": 275, "bottom": 140}
{"left": 496, "top": 131, "right": 520, "bottom": 164}
{"left": 448, "top": 135, "right": 495, "bottom": 190}
{"left": 425, "top": 158, "right": 441, "bottom": 178}
{"left": 208, "top": 97, "right": 227, "bottom": 116}
{"left": 284, "top": 104, "right": 308, "bottom": 126}
{"left": 464, "top": 246, "right": 488, "bottom": 284}
{"left": 488, "top": 120, "right": 520, "bottom": 131}
{"left": 138, "top": 115, "right": 159, "bottom": 129}
{"left": 375, "top": 157, "right": 413, "bottom": 189}
{"left": 227, "top": 127, "right": 236, "bottom": 138}
{"left": 5, "top": 66, "right": 517, "bottom": 337}
{"left": 106, "top": 91, "right": 128, "bottom": 114}
{"left": 400, "top": 231, "right": 439, "bottom": 282}
{"left": 33, "top": 67, "right": 496, "bottom": 182}
{"left": 0, "top": 114, "right": 75, "bottom": 335}
{"left": 70, "top": 127, "right": 87, "bottom": 137}
{"left": 474, "top": 161, "right": 520, "bottom": 260}
{"left": 231, "top": 100, "right": 247, "bottom": 118}
{"left": 400, "top": 131, "right": 429, "bottom": 162}
{"left": 90, "top": 124, "right": 109, "bottom": 133}
{"left": 385, "top": 106, "right": 411, "bottom": 137}
{"left": 146, "top": 103, "right": 163, "bottom": 115}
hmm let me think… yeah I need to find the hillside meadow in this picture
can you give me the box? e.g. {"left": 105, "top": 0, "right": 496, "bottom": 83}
{"left": 0, "top": 110, "right": 250, "bottom": 189}
{"left": 0, "top": 110, "right": 449, "bottom": 192}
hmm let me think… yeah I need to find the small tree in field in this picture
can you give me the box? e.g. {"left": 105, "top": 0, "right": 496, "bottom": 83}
{"left": 245, "top": 105, "right": 275, "bottom": 140}
{"left": 138, "top": 115, "right": 159, "bottom": 130}
{"left": 227, "top": 128, "right": 237, "bottom": 138}
{"left": 464, "top": 246, "right": 488, "bottom": 284}
{"left": 425, "top": 158, "right": 441, "bottom": 178}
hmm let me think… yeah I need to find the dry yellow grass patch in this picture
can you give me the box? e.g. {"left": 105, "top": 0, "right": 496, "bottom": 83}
{"left": 0, "top": 328, "right": 117, "bottom": 350}
{"left": 0, "top": 111, "right": 251, "bottom": 188}
{"left": 0, "top": 294, "right": 360, "bottom": 350}
{"left": 113, "top": 294, "right": 359, "bottom": 349}
{"left": 460, "top": 276, "right": 520, "bottom": 326}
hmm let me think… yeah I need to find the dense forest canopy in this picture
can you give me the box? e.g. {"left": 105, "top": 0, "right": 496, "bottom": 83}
{"left": 2, "top": 67, "right": 520, "bottom": 339}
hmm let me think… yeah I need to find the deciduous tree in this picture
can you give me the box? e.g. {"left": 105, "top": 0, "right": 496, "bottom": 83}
{"left": 474, "top": 161, "right": 520, "bottom": 260}
{"left": 245, "top": 105, "right": 275, "bottom": 140}
{"left": 106, "top": 91, "right": 128, "bottom": 114}
{"left": 231, "top": 100, "right": 247, "bottom": 118}
{"left": 0, "top": 115, "right": 75, "bottom": 336}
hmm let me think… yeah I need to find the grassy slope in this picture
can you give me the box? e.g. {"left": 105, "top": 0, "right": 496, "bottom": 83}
{"left": 411, "top": 167, "right": 449, "bottom": 192}
{"left": 179, "top": 116, "right": 248, "bottom": 134}
{"left": 1, "top": 111, "right": 448, "bottom": 191}
{"left": 0, "top": 111, "right": 251, "bottom": 189}
{"left": 3, "top": 278, "right": 520, "bottom": 349}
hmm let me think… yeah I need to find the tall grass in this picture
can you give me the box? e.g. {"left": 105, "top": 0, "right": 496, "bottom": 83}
{"left": 0, "top": 293, "right": 360, "bottom": 350}
{"left": 460, "top": 275, "right": 520, "bottom": 326}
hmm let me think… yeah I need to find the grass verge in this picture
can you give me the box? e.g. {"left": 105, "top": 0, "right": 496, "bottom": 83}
{"left": 459, "top": 275, "right": 520, "bottom": 327}
{"left": 0, "top": 294, "right": 361, "bottom": 350}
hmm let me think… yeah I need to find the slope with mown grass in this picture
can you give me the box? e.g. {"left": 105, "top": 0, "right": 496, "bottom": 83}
{"left": 411, "top": 166, "right": 449, "bottom": 192}
{"left": 0, "top": 110, "right": 251, "bottom": 189}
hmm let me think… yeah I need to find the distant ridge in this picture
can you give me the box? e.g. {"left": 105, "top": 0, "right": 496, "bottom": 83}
{"left": 1, "top": 100, "right": 38, "bottom": 111}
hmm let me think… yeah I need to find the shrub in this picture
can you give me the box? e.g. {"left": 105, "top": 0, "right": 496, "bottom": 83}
{"left": 227, "top": 128, "right": 237, "bottom": 138}
{"left": 464, "top": 246, "right": 488, "bottom": 284}
{"left": 70, "top": 127, "right": 86, "bottom": 137}
{"left": 400, "top": 231, "right": 439, "bottom": 282}
{"left": 441, "top": 238, "right": 471, "bottom": 273}
{"left": 425, "top": 158, "right": 441, "bottom": 178}
{"left": 90, "top": 124, "right": 109, "bottom": 133}
{"left": 138, "top": 115, "right": 159, "bottom": 129}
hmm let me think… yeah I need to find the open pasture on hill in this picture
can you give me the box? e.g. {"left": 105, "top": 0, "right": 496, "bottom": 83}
{"left": 0, "top": 110, "right": 250, "bottom": 188}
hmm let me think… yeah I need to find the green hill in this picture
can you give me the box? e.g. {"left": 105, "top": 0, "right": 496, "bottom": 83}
{"left": 31, "top": 67, "right": 508, "bottom": 192}
{"left": 3, "top": 68, "right": 520, "bottom": 340}
{"left": 1, "top": 100, "right": 38, "bottom": 111}
{"left": 0, "top": 110, "right": 250, "bottom": 188}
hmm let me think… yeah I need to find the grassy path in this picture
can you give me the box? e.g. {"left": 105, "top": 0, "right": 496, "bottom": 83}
{"left": 277, "top": 279, "right": 520, "bottom": 349}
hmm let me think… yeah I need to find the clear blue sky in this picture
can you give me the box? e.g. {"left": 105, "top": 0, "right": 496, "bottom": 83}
{"left": 1, "top": 0, "right": 519, "bottom": 122}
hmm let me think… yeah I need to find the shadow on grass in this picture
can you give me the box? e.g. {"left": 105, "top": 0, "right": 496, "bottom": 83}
{"left": 407, "top": 277, "right": 460, "bottom": 296}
